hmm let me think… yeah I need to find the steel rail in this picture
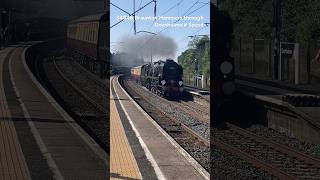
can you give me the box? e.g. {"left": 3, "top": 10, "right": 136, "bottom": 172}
{"left": 123, "top": 77, "right": 210, "bottom": 139}
{"left": 120, "top": 77, "right": 210, "bottom": 152}
{"left": 212, "top": 137, "right": 298, "bottom": 180}
{"left": 52, "top": 58, "right": 104, "bottom": 112}
{"left": 213, "top": 122, "right": 320, "bottom": 179}
{"left": 227, "top": 122, "right": 320, "bottom": 168}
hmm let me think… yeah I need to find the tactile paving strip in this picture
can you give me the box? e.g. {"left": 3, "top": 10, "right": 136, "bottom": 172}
{"left": 110, "top": 92, "right": 141, "bottom": 180}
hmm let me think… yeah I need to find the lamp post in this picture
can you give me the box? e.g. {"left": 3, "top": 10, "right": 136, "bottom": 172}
{"left": 194, "top": 58, "right": 199, "bottom": 87}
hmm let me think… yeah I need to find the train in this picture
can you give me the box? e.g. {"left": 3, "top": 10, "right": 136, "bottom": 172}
{"left": 131, "top": 59, "right": 184, "bottom": 98}
{"left": 67, "top": 13, "right": 109, "bottom": 78}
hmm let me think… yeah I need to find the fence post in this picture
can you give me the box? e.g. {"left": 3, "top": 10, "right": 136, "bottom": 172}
{"left": 201, "top": 75, "right": 204, "bottom": 89}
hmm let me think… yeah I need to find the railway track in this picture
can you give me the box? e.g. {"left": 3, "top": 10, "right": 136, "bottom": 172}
{"left": 120, "top": 77, "right": 210, "bottom": 171}
{"left": 63, "top": 58, "right": 108, "bottom": 99}
{"left": 53, "top": 58, "right": 103, "bottom": 112}
{"left": 176, "top": 99, "right": 209, "bottom": 123}
{"left": 181, "top": 95, "right": 209, "bottom": 113}
{"left": 126, "top": 79, "right": 210, "bottom": 139}
{"left": 38, "top": 54, "right": 108, "bottom": 152}
{"left": 213, "top": 123, "right": 320, "bottom": 179}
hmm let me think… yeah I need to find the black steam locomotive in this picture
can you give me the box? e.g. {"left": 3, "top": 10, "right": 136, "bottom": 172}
{"left": 131, "top": 59, "right": 184, "bottom": 97}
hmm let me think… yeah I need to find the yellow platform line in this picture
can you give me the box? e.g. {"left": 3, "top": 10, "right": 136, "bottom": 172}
{"left": 0, "top": 48, "right": 31, "bottom": 180}
{"left": 110, "top": 92, "right": 142, "bottom": 180}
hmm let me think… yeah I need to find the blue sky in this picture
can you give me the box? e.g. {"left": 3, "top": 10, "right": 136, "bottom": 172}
{"left": 110, "top": 0, "right": 210, "bottom": 61}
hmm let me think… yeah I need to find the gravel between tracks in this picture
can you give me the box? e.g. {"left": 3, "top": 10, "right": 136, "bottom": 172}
{"left": 212, "top": 123, "right": 320, "bottom": 179}
{"left": 55, "top": 57, "right": 107, "bottom": 104}
{"left": 42, "top": 55, "right": 108, "bottom": 151}
{"left": 124, "top": 78, "right": 279, "bottom": 178}
{"left": 125, "top": 79, "right": 210, "bottom": 140}
{"left": 124, "top": 75, "right": 320, "bottom": 178}
{"left": 248, "top": 125, "right": 320, "bottom": 159}
{"left": 121, "top": 78, "right": 210, "bottom": 171}
{"left": 211, "top": 145, "right": 277, "bottom": 180}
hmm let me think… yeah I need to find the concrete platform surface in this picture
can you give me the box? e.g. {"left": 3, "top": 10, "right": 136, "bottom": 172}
{"left": 111, "top": 76, "right": 209, "bottom": 180}
{"left": 0, "top": 45, "right": 108, "bottom": 179}
{"left": 110, "top": 90, "right": 142, "bottom": 180}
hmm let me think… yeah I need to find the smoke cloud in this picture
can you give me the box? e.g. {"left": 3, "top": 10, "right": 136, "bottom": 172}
{"left": 118, "top": 34, "right": 178, "bottom": 61}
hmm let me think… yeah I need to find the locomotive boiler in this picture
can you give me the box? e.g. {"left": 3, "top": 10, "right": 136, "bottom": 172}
{"left": 131, "top": 59, "right": 183, "bottom": 98}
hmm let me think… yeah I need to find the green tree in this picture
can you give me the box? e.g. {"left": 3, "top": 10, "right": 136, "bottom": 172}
{"left": 178, "top": 36, "right": 210, "bottom": 79}
{"left": 220, "top": 0, "right": 320, "bottom": 42}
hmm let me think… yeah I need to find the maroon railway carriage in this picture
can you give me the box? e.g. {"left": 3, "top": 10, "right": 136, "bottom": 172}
{"left": 131, "top": 66, "right": 142, "bottom": 82}
{"left": 67, "top": 13, "right": 109, "bottom": 78}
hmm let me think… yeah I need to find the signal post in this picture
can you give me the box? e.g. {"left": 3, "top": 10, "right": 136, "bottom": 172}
{"left": 211, "top": 4, "right": 235, "bottom": 128}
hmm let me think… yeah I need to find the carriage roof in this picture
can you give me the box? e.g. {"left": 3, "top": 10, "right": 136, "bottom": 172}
{"left": 69, "top": 13, "right": 107, "bottom": 24}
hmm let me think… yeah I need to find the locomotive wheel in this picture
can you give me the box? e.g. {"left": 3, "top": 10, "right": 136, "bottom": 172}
{"left": 152, "top": 87, "right": 157, "bottom": 94}
{"left": 159, "top": 90, "right": 164, "bottom": 97}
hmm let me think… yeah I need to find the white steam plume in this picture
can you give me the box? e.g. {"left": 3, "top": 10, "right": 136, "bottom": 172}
{"left": 118, "top": 34, "right": 178, "bottom": 61}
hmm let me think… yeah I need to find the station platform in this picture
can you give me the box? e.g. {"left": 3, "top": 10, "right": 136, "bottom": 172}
{"left": 183, "top": 86, "right": 210, "bottom": 102}
{"left": 0, "top": 46, "right": 108, "bottom": 179}
{"left": 236, "top": 77, "right": 320, "bottom": 122}
{"left": 237, "top": 74, "right": 320, "bottom": 95}
{"left": 110, "top": 91, "right": 141, "bottom": 179}
{"left": 236, "top": 77, "right": 320, "bottom": 143}
{"left": 110, "top": 75, "right": 209, "bottom": 180}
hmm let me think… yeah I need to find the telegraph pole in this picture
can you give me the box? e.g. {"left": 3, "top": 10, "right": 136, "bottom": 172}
{"left": 194, "top": 58, "right": 198, "bottom": 87}
{"left": 111, "top": 0, "right": 157, "bottom": 29}
{"left": 133, "top": 0, "right": 136, "bottom": 35}
{"left": 154, "top": 0, "right": 157, "bottom": 16}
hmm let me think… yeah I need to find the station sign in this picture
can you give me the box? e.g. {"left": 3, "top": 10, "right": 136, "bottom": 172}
{"left": 279, "top": 42, "right": 300, "bottom": 84}
{"left": 196, "top": 75, "right": 203, "bottom": 79}
{"left": 280, "top": 42, "right": 295, "bottom": 59}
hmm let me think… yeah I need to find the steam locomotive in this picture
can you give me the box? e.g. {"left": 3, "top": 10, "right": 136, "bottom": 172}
{"left": 131, "top": 59, "right": 184, "bottom": 97}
